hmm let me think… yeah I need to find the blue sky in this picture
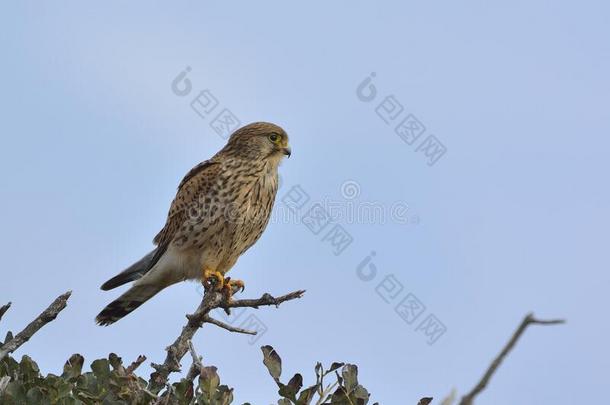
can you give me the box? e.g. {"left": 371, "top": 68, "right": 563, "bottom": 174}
{"left": 1, "top": 1, "right": 608, "bottom": 404}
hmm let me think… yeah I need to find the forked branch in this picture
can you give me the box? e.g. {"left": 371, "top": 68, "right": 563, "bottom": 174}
{"left": 148, "top": 286, "right": 305, "bottom": 393}
{"left": 459, "top": 313, "right": 565, "bottom": 405}
{"left": 0, "top": 291, "right": 72, "bottom": 361}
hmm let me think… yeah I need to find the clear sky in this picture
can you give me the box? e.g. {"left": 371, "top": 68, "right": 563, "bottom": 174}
{"left": 1, "top": 1, "right": 608, "bottom": 404}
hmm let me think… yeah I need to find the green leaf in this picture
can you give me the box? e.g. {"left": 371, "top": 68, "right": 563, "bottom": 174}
{"left": 90, "top": 359, "right": 111, "bottom": 382}
{"left": 297, "top": 386, "right": 318, "bottom": 405}
{"left": 108, "top": 354, "right": 123, "bottom": 371}
{"left": 327, "top": 363, "right": 344, "bottom": 374}
{"left": 261, "top": 345, "right": 282, "bottom": 383}
{"left": 287, "top": 373, "right": 303, "bottom": 393}
{"left": 56, "top": 398, "right": 82, "bottom": 405}
{"left": 199, "top": 366, "right": 220, "bottom": 395}
{"left": 172, "top": 379, "right": 194, "bottom": 402}
{"left": 76, "top": 372, "right": 103, "bottom": 398}
{"left": 101, "top": 397, "right": 128, "bottom": 405}
{"left": 26, "top": 387, "right": 48, "bottom": 405}
{"left": 62, "top": 354, "right": 84, "bottom": 380}
{"left": 19, "top": 355, "right": 40, "bottom": 381}
{"left": 341, "top": 364, "right": 358, "bottom": 394}
{"left": 278, "top": 383, "right": 296, "bottom": 401}
{"left": 216, "top": 385, "right": 234, "bottom": 405}
{"left": 352, "top": 385, "right": 369, "bottom": 400}
{"left": 45, "top": 374, "right": 73, "bottom": 400}
{"left": 278, "top": 372, "right": 304, "bottom": 401}
{"left": 4, "top": 381, "right": 27, "bottom": 402}
{"left": 0, "top": 355, "right": 19, "bottom": 378}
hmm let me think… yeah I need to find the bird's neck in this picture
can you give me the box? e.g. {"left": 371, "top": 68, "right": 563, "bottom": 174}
{"left": 216, "top": 154, "right": 279, "bottom": 179}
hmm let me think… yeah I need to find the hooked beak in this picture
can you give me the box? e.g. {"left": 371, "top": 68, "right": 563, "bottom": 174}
{"left": 282, "top": 147, "right": 292, "bottom": 158}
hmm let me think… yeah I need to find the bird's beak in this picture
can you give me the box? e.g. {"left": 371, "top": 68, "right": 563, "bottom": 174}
{"left": 282, "top": 147, "right": 292, "bottom": 158}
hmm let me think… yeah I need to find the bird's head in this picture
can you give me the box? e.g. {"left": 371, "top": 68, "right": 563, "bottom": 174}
{"left": 222, "top": 122, "right": 291, "bottom": 163}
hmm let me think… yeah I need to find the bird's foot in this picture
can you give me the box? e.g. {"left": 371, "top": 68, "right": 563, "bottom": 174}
{"left": 222, "top": 277, "right": 245, "bottom": 302}
{"left": 202, "top": 268, "right": 224, "bottom": 291}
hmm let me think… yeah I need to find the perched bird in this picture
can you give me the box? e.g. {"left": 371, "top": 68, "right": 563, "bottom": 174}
{"left": 96, "top": 122, "right": 291, "bottom": 326}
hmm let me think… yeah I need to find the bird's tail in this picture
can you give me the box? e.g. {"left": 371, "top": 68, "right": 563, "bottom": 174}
{"left": 95, "top": 284, "right": 163, "bottom": 326}
{"left": 100, "top": 250, "right": 158, "bottom": 291}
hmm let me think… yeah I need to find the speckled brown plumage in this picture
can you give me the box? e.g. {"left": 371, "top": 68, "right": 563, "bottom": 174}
{"left": 96, "top": 122, "right": 290, "bottom": 325}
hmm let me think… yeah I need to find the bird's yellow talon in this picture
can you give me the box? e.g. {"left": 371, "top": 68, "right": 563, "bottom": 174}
{"left": 202, "top": 268, "right": 224, "bottom": 291}
{"left": 222, "top": 278, "right": 245, "bottom": 301}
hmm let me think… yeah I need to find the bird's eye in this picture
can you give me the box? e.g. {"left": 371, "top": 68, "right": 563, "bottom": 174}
{"left": 268, "top": 134, "right": 281, "bottom": 143}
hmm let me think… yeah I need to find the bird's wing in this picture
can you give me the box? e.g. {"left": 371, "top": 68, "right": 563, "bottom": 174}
{"left": 151, "top": 160, "right": 221, "bottom": 263}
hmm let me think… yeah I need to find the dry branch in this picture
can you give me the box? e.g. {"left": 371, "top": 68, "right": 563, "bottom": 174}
{"left": 0, "top": 303, "right": 11, "bottom": 323}
{"left": 148, "top": 286, "right": 305, "bottom": 393}
{"left": 0, "top": 291, "right": 72, "bottom": 361}
{"left": 126, "top": 355, "right": 148, "bottom": 374}
{"left": 203, "top": 315, "right": 257, "bottom": 335}
{"left": 185, "top": 340, "right": 204, "bottom": 382}
{"left": 459, "top": 313, "right": 565, "bottom": 405}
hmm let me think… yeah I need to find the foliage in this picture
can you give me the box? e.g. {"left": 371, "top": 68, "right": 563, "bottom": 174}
{"left": 0, "top": 346, "right": 375, "bottom": 405}
{"left": 260, "top": 345, "right": 373, "bottom": 405}
{"left": 0, "top": 353, "right": 232, "bottom": 405}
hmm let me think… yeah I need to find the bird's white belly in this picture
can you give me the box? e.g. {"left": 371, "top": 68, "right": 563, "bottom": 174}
{"left": 157, "top": 246, "right": 206, "bottom": 283}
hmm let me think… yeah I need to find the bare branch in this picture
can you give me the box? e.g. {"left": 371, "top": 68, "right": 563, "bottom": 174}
{"left": 0, "top": 376, "right": 10, "bottom": 395}
{"left": 203, "top": 315, "right": 256, "bottom": 335}
{"left": 0, "top": 303, "right": 11, "bottom": 323}
{"left": 225, "top": 290, "right": 306, "bottom": 309}
{"left": 0, "top": 291, "right": 72, "bottom": 360}
{"left": 459, "top": 313, "right": 565, "bottom": 405}
{"left": 126, "top": 355, "right": 147, "bottom": 374}
{"left": 148, "top": 286, "right": 304, "bottom": 393}
{"left": 185, "top": 340, "right": 203, "bottom": 381}
{"left": 188, "top": 341, "right": 203, "bottom": 370}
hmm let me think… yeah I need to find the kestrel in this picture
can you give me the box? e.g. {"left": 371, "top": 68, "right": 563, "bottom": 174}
{"left": 96, "top": 122, "right": 291, "bottom": 325}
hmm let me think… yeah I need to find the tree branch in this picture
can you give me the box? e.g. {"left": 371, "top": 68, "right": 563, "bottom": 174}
{"left": 126, "top": 355, "right": 148, "bottom": 374}
{"left": 148, "top": 286, "right": 304, "bottom": 393}
{"left": 459, "top": 313, "right": 565, "bottom": 405}
{"left": 0, "top": 291, "right": 72, "bottom": 361}
{"left": 203, "top": 315, "right": 257, "bottom": 335}
{"left": 0, "top": 303, "right": 11, "bottom": 323}
{"left": 224, "top": 290, "right": 306, "bottom": 309}
{"left": 186, "top": 340, "right": 203, "bottom": 382}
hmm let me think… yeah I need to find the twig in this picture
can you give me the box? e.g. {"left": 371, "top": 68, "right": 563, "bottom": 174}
{"left": 0, "top": 303, "right": 11, "bottom": 323}
{"left": 224, "top": 290, "right": 305, "bottom": 309}
{"left": 186, "top": 340, "right": 204, "bottom": 381}
{"left": 126, "top": 355, "right": 147, "bottom": 374}
{"left": 316, "top": 381, "right": 339, "bottom": 405}
{"left": 0, "top": 291, "right": 72, "bottom": 360}
{"left": 148, "top": 286, "right": 304, "bottom": 393}
{"left": 0, "top": 376, "right": 10, "bottom": 395}
{"left": 203, "top": 315, "right": 256, "bottom": 335}
{"left": 459, "top": 313, "right": 565, "bottom": 405}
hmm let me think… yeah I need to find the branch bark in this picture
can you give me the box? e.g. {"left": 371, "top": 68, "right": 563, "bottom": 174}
{"left": 0, "top": 303, "right": 11, "bottom": 323}
{"left": 185, "top": 340, "right": 203, "bottom": 382}
{"left": 148, "top": 286, "right": 305, "bottom": 393}
{"left": 0, "top": 291, "right": 72, "bottom": 360}
{"left": 126, "top": 355, "right": 148, "bottom": 374}
{"left": 459, "top": 313, "right": 565, "bottom": 405}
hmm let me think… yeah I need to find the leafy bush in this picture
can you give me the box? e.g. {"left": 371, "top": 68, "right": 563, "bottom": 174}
{"left": 0, "top": 346, "right": 375, "bottom": 405}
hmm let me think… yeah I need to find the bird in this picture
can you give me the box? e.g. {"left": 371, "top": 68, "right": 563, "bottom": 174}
{"left": 96, "top": 122, "right": 291, "bottom": 326}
